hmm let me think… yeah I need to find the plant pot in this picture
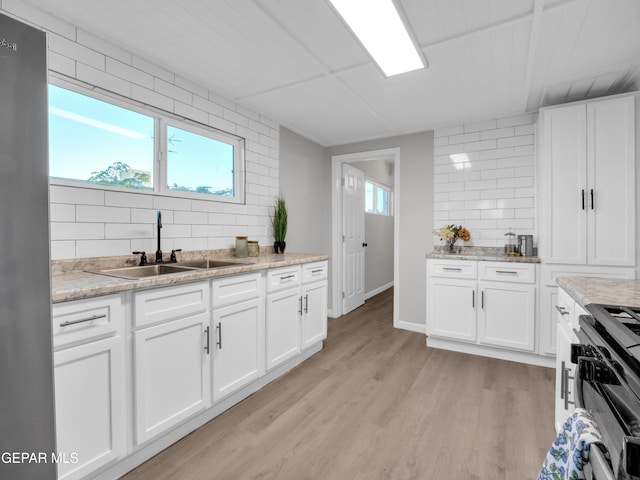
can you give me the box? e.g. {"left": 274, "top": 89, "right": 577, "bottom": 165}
{"left": 273, "top": 241, "right": 286, "bottom": 254}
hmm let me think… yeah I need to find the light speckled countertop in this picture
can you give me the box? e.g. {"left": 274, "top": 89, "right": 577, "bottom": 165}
{"left": 51, "top": 250, "right": 329, "bottom": 303}
{"left": 557, "top": 276, "right": 640, "bottom": 309}
{"left": 426, "top": 246, "right": 540, "bottom": 263}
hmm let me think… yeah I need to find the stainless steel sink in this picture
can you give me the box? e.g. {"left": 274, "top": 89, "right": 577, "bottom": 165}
{"left": 92, "top": 264, "right": 199, "bottom": 280}
{"left": 174, "top": 259, "right": 247, "bottom": 269}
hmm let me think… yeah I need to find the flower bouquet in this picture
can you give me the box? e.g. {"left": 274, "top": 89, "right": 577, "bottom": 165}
{"left": 433, "top": 224, "right": 471, "bottom": 252}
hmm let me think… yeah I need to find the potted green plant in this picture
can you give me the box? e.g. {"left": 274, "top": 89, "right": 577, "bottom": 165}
{"left": 271, "top": 197, "right": 288, "bottom": 254}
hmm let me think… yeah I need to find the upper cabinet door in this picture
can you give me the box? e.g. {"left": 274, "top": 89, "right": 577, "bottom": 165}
{"left": 539, "top": 94, "right": 635, "bottom": 267}
{"left": 587, "top": 96, "right": 636, "bottom": 266}
{"left": 541, "top": 103, "right": 588, "bottom": 264}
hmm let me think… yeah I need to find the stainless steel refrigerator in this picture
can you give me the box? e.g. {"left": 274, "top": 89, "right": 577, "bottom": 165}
{"left": 0, "top": 12, "right": 57, "bottom": 480}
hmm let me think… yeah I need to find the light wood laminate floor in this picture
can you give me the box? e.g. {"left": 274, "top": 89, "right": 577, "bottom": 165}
{"left": 122, "top": 288, "right": 555, "bottom": 480}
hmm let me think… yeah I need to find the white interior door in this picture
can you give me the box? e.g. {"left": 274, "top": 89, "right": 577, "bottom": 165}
{"left": 342, "top": 163, "right": 365, "bottom": 314}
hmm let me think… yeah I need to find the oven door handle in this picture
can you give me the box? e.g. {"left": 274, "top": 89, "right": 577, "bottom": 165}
{"left": 590, "top": 444, "right": 616, "bottom": 480}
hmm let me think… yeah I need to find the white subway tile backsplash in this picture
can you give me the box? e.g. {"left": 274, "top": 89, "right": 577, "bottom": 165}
{"left": 50, "top": 185, "right": 105, "bottom": 205}
{"left": 434, "top": 125, "right": 464, "bottom": 137}
{"left": 51, "top": 222, "right": 104, "bottom": 241}
{"left": 464, "top": 119, "right": 497, "bottom": 133}
{"left": 106, "top": 57, "right": 154, "bottom": 88}
{"left": 77, "top": 63, "right": 131, "bottom": 97}
{"left": 48, "top": 51, "right": 76, "bottom": 77}
{"left": 76, "top": 239, "right": 130, "bottom": 258}
{"left": 49, "top": 33, "right": 105, "bottom": 70}
{"left": 76, "top": 205, "right": 131, "bottom": 223}
{"left": 154, "top": 78, "right": 192, "bottom": 105}
{"left": 131, "top": 84, "right": 174, "bottom": 112}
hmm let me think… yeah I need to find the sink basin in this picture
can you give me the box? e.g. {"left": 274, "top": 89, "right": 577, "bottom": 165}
{"left": 174, "top": 259, "right": 247, "bottom": 269}
{"left": 93, "top": 264, "right": 199, "bottom": 280}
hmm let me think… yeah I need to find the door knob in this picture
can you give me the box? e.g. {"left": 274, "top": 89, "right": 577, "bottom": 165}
{"left": 362, "top": 242, "right": 368, "bottom": 247}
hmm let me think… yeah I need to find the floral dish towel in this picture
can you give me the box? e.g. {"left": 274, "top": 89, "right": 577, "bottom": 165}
{"left": 537, "top": 408, "right": 604, "bottom": 480}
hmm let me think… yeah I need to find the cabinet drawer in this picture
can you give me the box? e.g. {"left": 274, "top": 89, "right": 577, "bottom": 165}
{"left": 134, "top": 281, "right": 209, "bottom": 328}
{"left": 52, "top": 294, "right": 124, "bottom": 349}
{"left": 302, "top": 261, "right": 328, "bottom": 284}
{"left": 427, "top": 259, "right": 477, "bottom": 279}
{"left": 478, "top": 262, "right": 536, "bottom": 284}
{"left": 212, "top": 272, "right": 263, "bottom": 309}
{"left": 267, "top": 265, "right": 302, "bottom": 292}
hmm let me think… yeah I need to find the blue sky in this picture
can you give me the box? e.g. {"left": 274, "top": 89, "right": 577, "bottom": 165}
{"left": 48, "top": 84, "right": 234, "bottom": 193}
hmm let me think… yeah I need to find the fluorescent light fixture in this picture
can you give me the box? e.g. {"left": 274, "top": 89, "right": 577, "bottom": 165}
{"left": 329, "top": 0, "right": 424, "bottom": 77}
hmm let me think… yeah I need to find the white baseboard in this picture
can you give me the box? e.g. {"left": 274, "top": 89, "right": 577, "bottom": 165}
{"left": 364, "top": 282, "right": 394, "bottom": 300}
{"left": 426, "top": 336, "right": 555, "bottom": 368}
{"left": 394, "top": 319, "right": 426, "bottom": 334}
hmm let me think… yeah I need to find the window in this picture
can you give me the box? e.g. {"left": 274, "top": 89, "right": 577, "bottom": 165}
{"left": 365, "top": 180, "right": 392, "bottom": 215}
{"left": 48, "top": 84, "right": 154, "bottom": 190}
{"left": 48, "top": 82, "right": 245, "bottom": 203}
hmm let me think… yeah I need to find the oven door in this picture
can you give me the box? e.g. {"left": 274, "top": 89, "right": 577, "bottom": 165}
{"left": 575, "top": 317, "right": 640, "bottom": 480}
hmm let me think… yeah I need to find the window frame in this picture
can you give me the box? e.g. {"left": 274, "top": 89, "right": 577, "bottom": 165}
{"left": 48, "top": 76, "right": 246, "bottom": 204}
{"left": 365, "top": 179, "right": 393, "bottom": 216}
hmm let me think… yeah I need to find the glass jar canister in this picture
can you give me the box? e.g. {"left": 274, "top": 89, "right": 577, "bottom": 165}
{"left": 247, "top": 240, "right": 259, "bottom": 257}
{"left": 235, "top": 236, "right": 248, "bottom": 258}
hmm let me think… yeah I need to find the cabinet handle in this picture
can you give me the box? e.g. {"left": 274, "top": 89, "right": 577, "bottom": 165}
{"left": 304, "top": 294, "right": 309, "bottom": 314}
{"left": 443, "top": 267, "right": 462, "bottom": 272}
{"left": 481, "top": 291, "right": 485, "bottom": 309}
{"left": 590, "top": 189, "right": 594, "bottom": 210}
{"left": 560, "top": 361, "right": 566, "bottom": 400}
{"left": 555, "top": 305, "right": 569, "bottom": 316}
{"left": 204, "top": 326, "right": 210, "bottom": 354}
{"left": 581, "top": 189, "right": 585, "bottom": 210}
{"left": 563, "top": 364, "right": 575, "bottom": 410}
{"left": 59, "top": 313, "right": 107, "bottom": 327}
{"left": 311, "top": 269, "right": 323, "bottom": 274}
{"left": 298, "top": 296, "right": 303, "bottom": 315}
{"left": 216, "top": 322, "right": 222, "bottom": 350}
{"left": 496, "top": 270, "right": 517, "bottom": 275}
{"left": 280, "top": 274, "right": 295, "bottom": 281}
{"left": 472, "top": 290, "right": 475, "bottom": 309}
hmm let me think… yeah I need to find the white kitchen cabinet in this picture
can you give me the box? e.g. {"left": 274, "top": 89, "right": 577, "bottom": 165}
{"left": 266, "top": 286, "right": 301, "bottom": 369}
{"left": 538, "top": 94, "right": 635, "bottom": 267}
{"left": 266, "top": 262, "right": 328, "bottom": 370}
{"left": 52, "top": 294, "right": 126, "bottom": 480}
{"left": 212, "top": 297, "right": 265, "bottom": 401}
{"left": 133, "top": 282, "right": 211, "bottom": 445}
{"left": 301, "top": 278, "right": 328, "bottom": 349}
{"left": 477, "top": 281, "right": 535, "bottom": 352}
{"left": 427, "top": 277, "right": 477, "bottom": 342}
{"left": 427, "top": 259, "right": 537, "bottom": 358}
{"left": 211, "top": 272, "right": 265, "bottom": 402}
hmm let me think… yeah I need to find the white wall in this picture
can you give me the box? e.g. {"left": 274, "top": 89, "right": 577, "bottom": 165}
{"left": 278, "top": 127, "right": 332, "bottom": 256}
{"left": 0, "top": 2, "right": 280, "bottom": 260}
{"left": 351, "top": 160, "right": 394, "bottom": 297}
{"left": 433, "top": 114, "right": 536, "bottom": 247}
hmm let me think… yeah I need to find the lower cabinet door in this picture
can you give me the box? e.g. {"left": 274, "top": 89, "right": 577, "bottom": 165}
{"left": 133, "top": 312, "right": 211, "bottom": 445}
{"left": 301, "top": 281, "right": 327, "bottom": 349}
{"left": 54, "top": 336, "right": 125, "bottom": 480}
{"left": 212, "top": 298, "right": 265, "bottom": 402}
{"left": 427, "top": 278, "right": 477, "bottom": 342}
{"left": 477, "top": 282, "right": 536, "bottom": 352}
{"left": 266, "top": 287, "right": 301, "bottom": 370}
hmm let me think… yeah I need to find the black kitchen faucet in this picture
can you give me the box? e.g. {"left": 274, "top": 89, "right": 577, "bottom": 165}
{"left": 155, "top": 210, "right": 163, "bottom": 263}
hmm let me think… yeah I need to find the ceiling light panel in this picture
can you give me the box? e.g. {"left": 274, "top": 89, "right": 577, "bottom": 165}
{"left": 329, "top": 0, "right": 425, "bottom": 77}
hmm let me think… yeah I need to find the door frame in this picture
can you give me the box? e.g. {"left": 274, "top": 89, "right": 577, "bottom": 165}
{"left": 330, "top": 147, "right": 400, "bottom": 327}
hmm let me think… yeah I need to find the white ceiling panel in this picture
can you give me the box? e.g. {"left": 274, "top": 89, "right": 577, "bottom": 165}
{"left": 241, "top": 73, "right": 396, "bottom": 146}
{"left": 16, "top": 0, "right": 640, "bottom": 146}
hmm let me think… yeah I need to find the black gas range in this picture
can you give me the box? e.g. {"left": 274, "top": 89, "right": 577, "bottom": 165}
{"left": 572, "top": 303, "right": 640, "bottom": 479}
